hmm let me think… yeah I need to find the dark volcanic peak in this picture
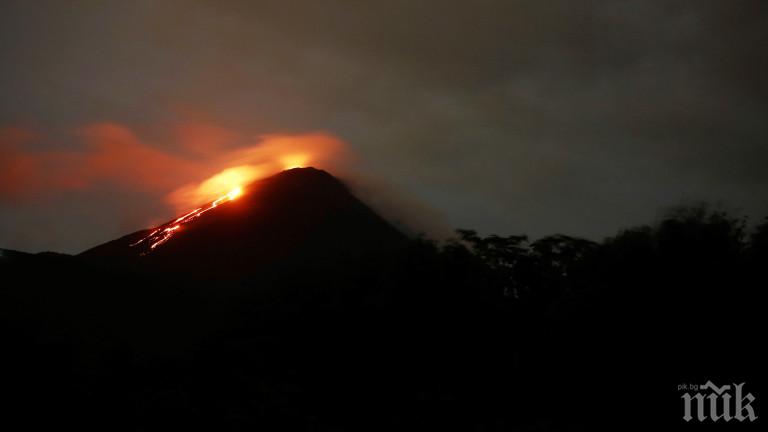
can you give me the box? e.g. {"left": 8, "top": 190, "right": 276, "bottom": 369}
{"left": 80, "top": 168, "right": 407, "bottom": 274}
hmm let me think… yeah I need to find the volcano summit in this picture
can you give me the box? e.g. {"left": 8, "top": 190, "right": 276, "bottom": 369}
{"left": 81, "top": 168, "right": 407, "bottom": 276}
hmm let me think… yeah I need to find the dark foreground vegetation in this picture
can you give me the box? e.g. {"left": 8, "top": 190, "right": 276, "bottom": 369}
{"left": 1, "top": 205, "right": 765, "bottom": 430}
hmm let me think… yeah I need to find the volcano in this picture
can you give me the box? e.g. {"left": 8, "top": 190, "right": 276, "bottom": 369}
{"left": 3, "top": 169, "right": 764, "bottom": 431}
{"left": 80, "top": 167, "right": 408, "bottom": 276}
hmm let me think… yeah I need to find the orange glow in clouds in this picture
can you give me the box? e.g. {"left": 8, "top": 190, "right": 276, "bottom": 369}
{"left": 1, "top": 125, "right": 349, "bottom": 208}
{"left": 281, "top": 153, "right": 309, "bottom": 169}
{"left": 136, "top": 131, "right": 348, "bottom": 252}
{"left": 1, "top": 124, "right": 351, "bottom": 251}
{"left": 168, "top": 165, "right": 261, "bottom": 212}
{"left": 166, "top": 132, "right": 348, "bottom": 212}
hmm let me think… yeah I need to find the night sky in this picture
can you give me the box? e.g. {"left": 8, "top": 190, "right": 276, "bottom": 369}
{"left": 2, "top": 0, "right": 767, "bottom": 254}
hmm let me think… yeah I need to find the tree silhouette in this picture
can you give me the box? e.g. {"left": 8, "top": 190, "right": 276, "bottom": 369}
{"left": 1, "top": 203, "right": 765, "bottom": 430}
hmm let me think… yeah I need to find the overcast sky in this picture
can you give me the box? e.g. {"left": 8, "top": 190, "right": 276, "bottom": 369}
{"left": 1, "top": 0, "right": 767, "bottom": 253}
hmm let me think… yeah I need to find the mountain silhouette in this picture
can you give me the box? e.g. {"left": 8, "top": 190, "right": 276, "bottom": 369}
{"left": 2, "top": 170, "right": 765, "bottom": 431}
{"left": 80, "top": 167, "right": 407, "bottom": 277}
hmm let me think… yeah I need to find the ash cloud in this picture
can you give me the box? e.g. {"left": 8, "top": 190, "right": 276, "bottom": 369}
{"left": 2, "top": 0, "right": 768, "bottom": 251}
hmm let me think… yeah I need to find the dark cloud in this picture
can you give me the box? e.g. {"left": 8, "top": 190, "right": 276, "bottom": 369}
{"left": 1, "top": 0, "right": 767, "bottom": 252}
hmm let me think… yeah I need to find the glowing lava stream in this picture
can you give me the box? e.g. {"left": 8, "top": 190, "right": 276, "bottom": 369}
{"left": 130, "top": 186, "right": 243, "bottom": 253}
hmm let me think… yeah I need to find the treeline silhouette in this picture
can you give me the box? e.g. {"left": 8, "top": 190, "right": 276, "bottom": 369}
{"left": 0, "top": 204, "right": 765, "bottom": 430}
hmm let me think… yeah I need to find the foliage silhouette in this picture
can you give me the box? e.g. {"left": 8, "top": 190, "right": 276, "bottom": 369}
{"left": 0, "top": 201, "right": 765, "bottom": 431}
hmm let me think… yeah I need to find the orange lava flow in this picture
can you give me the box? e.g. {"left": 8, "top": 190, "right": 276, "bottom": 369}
{"left": 130, "top": 186, "right": 243, "bottom": 253}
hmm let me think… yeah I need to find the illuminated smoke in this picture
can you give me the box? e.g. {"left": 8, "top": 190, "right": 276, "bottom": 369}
{"left": 166, "top": 132, "right": 349, "bottom": 212}
{"left": 166, "top": 165, "right": 262, "bottom": 213}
